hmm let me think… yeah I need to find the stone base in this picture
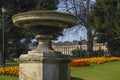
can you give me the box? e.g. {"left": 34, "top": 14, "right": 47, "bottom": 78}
{"left": 16, "top": 51, "right": 71, "bottom": 80}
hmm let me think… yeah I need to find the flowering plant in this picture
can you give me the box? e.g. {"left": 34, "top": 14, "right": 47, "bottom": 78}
{"left": 70, "top": 60, "right": 89, "bottom": 67}
{"left": 0, "top": 66, "right": 19, "bottom": 76}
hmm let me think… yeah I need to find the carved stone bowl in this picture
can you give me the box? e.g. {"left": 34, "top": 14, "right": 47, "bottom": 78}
{"left": 12, "top": 10, "right": 77, "bottom": 35}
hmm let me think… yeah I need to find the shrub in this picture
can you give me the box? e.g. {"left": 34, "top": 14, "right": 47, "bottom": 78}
{"left": 92, "top": 50, "right": 105, "bottom": 57}
{"left": 71, "top": 49, "right": 87, "bottom": 58}
{"left": 107, "top": 39, "right": 120, "bottom": 56}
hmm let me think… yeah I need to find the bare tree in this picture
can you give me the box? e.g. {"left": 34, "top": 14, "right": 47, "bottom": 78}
{"left": 58, "top": 0, "right": 95, "bottom": 57}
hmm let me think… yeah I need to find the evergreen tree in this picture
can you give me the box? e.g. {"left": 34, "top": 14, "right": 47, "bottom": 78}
{"left": 93, "top": 0, "right": 120, "bottom": 56}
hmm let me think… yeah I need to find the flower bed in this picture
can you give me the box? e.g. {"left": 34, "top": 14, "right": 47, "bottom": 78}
{"left": 79, "top": 57, "right": 120, "bottom": 64}
{"left": 70, "top": 57, "right": 120, "bottom": 67}
{"left": 0, "top": 66, "right": 19, "bottom": 76}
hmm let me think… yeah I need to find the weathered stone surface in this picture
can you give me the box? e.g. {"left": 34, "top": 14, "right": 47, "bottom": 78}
{"left": 12, "top": 10, "right": 77, "bottom": 29}
{"left": 19, "top": 63, "right": 43, "bottom": 80}
{"left": 17, "top": 51, "right": 71, "bottom": 80}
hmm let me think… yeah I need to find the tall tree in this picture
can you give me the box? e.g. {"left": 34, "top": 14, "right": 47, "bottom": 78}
{"left": 59, "top": 0, "right": 95, "bottom": 57}
{"left": 93, "top": 0, "right": 120, "bottom": 56}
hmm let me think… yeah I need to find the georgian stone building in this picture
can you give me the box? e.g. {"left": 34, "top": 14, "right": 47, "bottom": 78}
{"left": 52, "top": 41, "right": 107, "bottom": 55}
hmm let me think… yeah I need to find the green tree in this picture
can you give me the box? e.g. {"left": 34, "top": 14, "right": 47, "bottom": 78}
{"left": 0, "top": 0, "right": 59, "bottom": 66}
{"left": 93, "top": 0, "right": 120, "bottom": 56}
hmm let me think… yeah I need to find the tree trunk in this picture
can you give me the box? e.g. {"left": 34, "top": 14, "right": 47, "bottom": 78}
{"left": 0, "top": 51, "right": 4, "bottom": 67}
{"left": 86, "top": 0, "right": 93, "bottom": 57}
{"left": 87, "top": 27, "right": 93, "bottom": 57}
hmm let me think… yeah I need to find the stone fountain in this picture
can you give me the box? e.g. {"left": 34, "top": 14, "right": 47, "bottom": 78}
{"left": 12, "top": 10, "right": 77, "bottom": 80}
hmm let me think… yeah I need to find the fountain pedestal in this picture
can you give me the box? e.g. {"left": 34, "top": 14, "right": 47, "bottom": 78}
{"left": 12, "top": 10, "right": 77, "bottom": 80}
{"left": 17, "top": 35, "right": 71, "bottom": 80}
{"left": 18, "top": 51, "right": 70, "bottom": 80}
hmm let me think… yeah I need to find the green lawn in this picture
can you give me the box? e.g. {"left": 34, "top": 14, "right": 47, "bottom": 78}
{"left": 0, "top": 75, "right": 18, "bottom": 80}
{"left": 71, "top": 61, "right": 120, "bottom": 80}
{"left": 5, "top": 60, "right": 18, "bottom": 66}
{"left": 1, "top": 61, "right": 120, "bottom": 80}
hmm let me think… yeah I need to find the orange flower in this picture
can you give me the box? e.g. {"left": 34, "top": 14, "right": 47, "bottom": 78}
{"left": 71, "top": 57, "right": 120, "bottom": 65}
{"left": 0, "top": 66, "right": 19, "bottom": 76}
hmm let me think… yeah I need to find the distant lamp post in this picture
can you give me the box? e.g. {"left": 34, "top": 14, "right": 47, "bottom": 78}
{"left": 79, "top": 37, "right": 82, "bottom": 58}
{"left": 79, "top": 41, "right": 82, "bottom": 58}
{"left": 1, "top": 6, "right": 6, "bottom": 67}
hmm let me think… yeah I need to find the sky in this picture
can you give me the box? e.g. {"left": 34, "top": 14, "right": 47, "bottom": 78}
{"left": 55, "top": 26, "right": 87, "bottom": 42}
{"left": 55, "top": 0, "right": 96, "bottom": 42}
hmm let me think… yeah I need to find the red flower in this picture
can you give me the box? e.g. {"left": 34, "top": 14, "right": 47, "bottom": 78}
{"left": 70, "top": 60, "right": 89, "bottom": 67}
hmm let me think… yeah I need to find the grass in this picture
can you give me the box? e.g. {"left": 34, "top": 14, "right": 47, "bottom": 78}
{"left": 0, "top": 61, "right": 120, "bottom": 80}
{"left": 0, "top": 75, "right": 18, "bottom": 80}
{"left": 71, "top": 61, "right": 120, "bottom": 80}
{"left": 5, "top": 60, "right": 17, "bottom": 64}
{"left": 5, "top": 60, "right": 18, "bottom": 66}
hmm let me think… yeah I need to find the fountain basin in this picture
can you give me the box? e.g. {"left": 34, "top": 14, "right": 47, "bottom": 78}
{"left": 12, "top": 10, "right": 77, "bottom": 29}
